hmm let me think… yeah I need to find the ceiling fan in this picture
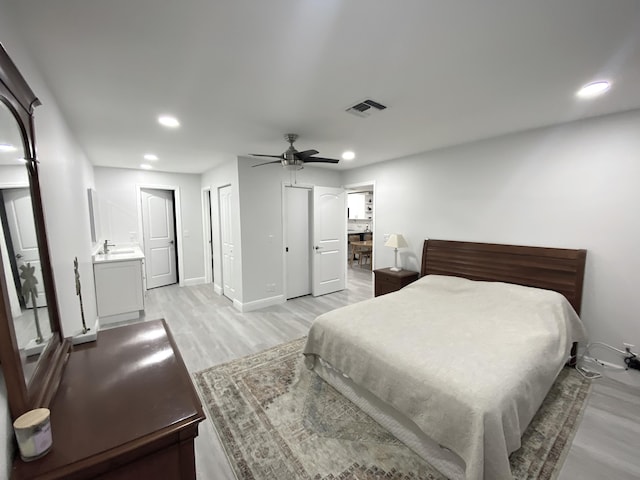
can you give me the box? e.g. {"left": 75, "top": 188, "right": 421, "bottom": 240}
{"left": 250, "top": 134, "right": 340, "bottom": 169}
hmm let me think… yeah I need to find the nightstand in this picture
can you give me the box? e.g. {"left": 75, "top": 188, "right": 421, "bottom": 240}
{"left": 374, "top": 268, "right": 419, "bottom": 297}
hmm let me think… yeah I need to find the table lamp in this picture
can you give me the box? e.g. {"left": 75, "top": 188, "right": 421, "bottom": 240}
{"left": 384, "top": 233, "right": 408, "bottom": 271}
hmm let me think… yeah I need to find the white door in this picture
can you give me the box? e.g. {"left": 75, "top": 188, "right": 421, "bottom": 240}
{"left": 141, "top": 188, "right": 177, "bottom": 289}
{"left": 219, "top": 185, "right": 235, "bottom": 300}
{"left": 3, "top": 188, "right": 47, "bottom": 308}
{"left": 312, "top": 186, "right": 346, "bottom": 296}
{"left": 284, "top": 186, "right": 311, "bottom": 299}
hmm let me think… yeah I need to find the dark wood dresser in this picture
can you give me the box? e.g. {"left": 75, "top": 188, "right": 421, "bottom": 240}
{"left": 12, "top": 319, "right": 205, "bottom": 480}
{"left": 374, "top": 268, "right": 420, "bottom": 296}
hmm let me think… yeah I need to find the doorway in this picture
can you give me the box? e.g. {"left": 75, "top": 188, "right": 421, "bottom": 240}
{"left": 284, "top": 186, "right": 311, "bottom": 299}
{"left": 345, "top": 182, "right": 375, "bottom": 274}
{"left": 202, "top": 188, "right": 214, "bottom": 284}
{"left": 283, "top": 184, "right": 346, "bottom": 299}
{"left": 140, "top": 188, "right": 178, "bottom": 289}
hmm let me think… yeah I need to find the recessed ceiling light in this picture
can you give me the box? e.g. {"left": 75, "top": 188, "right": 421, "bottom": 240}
{"left": 576, "top": 81, "right": 611, "bottom": 99}
{"left": 143, "top": 153, "right": 159, "bottom": 161}
{"left": 140, "top": 164, "right": 153, "bottom": 170}
{"left": 0, "top": 143, "right": 17, "bottom": 152}
{"left": 342, "top": 151, "right": 356, "bottom": 161}
{"left": 157, "top": 115, "right": 180, "bottom": 128}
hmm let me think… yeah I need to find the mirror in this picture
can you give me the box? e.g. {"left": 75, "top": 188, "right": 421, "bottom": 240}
{"left": 87, "top": 187, "right": 101, "bottom": 244}
{"left": 0, "top": 44, "right": 70, "bottom": 421}
{"left": 0, "top": 105, "right": 53, "bottom": 382}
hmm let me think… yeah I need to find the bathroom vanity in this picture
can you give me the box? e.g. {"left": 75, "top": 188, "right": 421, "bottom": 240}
{"left": 93, "top": 245, "right": 145, "bottom": 325}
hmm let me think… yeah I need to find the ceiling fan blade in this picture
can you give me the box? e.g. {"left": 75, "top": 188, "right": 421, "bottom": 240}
{"left": 250, "top": 154, "right": 284, "bottom": 159}
{"left": 252, "top": 160, "right": 283, "bottom": 167}
{"left": 303, "top": 157, "right": 340, "bottom": 164}
{"left": 296, "top": 149, "right": 319, "bottom": 159}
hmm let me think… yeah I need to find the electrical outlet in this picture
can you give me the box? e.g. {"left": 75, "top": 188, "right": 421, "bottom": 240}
{"left": 383, "top": 233, "right": 390, "bottom": 242}
{"left": 266, "top": 283, "right": 275, "bottom": 293}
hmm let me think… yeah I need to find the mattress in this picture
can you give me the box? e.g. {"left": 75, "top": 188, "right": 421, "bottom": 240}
{"left": 303, "top": 275, "right": 587, "bottom": 480}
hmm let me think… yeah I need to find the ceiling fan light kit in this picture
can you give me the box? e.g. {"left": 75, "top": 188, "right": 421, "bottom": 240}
{"left": 250, "top": 133, "right": 340, "bottom": 169}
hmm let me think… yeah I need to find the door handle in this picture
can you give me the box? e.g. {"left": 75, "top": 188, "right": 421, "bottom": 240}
{"left": 169, "top": 240, "right": 174, "bottom": 245}
{"left": 15, "top": 253, "right": 23, "bottom": 259}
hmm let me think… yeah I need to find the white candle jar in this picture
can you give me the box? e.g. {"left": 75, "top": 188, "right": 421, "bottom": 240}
{"left": 13, "top": 408, "right": 53, "bottom": 462}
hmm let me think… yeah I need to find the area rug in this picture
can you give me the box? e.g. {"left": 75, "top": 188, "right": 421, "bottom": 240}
{"left": 194, "top": 338, "right": 591, "bottom": 480}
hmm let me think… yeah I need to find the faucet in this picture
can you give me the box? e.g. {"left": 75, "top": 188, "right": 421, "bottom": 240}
{"left": 103, "top": 239, "right": 116, "bottom": 254}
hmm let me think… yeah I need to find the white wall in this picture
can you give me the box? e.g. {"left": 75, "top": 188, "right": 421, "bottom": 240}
{"left": 1, "top": 1, "right": 98, "bottom": 476}
{"left": 94, "top": 167, "right": 205, "bottom": 284}
{"left": 237, "top": 159, "right": 342, "bottom": 307}
{"left": 342, "top": 109, "right": 640, "bottom": 355}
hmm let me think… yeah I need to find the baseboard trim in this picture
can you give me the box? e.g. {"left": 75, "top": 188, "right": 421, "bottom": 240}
{"left": 214, "top": 284, "right": 223, "bottom": 295}
{"left": 233, "top": 295, "right": 285, "bottom": 312}
{"left": 182, "top": 277, "right": 206, "bottom": 287}
{"left": 99, "top": 310, "right": 140, "bottom": 326}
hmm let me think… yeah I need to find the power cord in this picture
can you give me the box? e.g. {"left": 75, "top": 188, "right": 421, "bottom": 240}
{"left": 624, "top": 349, "right": 640, "bottom": 370}
{"left": 576, "top": 342, "right": 639, "bottom": 380}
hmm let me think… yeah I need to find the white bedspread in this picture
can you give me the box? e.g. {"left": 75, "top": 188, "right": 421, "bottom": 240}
{"left": 303, "top": 275, "right": 586, "bottom": 480}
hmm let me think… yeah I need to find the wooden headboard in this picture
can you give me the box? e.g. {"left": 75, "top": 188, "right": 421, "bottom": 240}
{"left": 421, "top": 239, "right": 587, "bottom": 315}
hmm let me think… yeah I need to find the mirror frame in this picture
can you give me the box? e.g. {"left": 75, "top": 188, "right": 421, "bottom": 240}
{"left": 0, "top": 44, "right": 71, "bottom": 420}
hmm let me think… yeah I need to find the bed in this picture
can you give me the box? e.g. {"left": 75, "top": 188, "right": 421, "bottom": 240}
{"left": 303, "top": 239, "right": 587, "bottom": 480}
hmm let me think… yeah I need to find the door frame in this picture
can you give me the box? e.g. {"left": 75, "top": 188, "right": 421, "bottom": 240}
{"left": 343, "top": 180, "right": 376, "bottom": 269}
{"left": 201, "top": 187, "right": 214, "bottom": 284}
{"left": 135, "top": 184, "right": 183, "bottom": 287}
{"left": 281, "top": 182, "right": 313, "bottom": 299}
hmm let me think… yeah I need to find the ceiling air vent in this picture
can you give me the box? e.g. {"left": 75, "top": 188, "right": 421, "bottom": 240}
{"left": 346, "top": 98, "right": 387, "bottom": 118}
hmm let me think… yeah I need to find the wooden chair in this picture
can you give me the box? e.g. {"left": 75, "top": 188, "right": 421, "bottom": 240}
{"left": 348, "top": 235, "right": 360, "bottom": 266}
{"left": 358, "top": 245, "right": 372, "bottom": 267}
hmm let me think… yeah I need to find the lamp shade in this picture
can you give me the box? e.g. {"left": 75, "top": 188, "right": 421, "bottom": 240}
{"left": 384, "top": 233, "right": 407, "bottom": 249}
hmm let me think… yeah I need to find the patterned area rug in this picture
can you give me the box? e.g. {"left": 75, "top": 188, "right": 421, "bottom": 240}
{"left": 194, "top": 338, "right": 591, "bottom": 480}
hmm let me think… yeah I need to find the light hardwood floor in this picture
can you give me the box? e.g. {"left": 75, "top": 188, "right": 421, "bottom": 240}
{"left": 109, "top": 268, "right": 640, "bottom": 480}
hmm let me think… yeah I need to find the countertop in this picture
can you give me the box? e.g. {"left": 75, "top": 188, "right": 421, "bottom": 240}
{"left": 92, "top": 244, "right": 145, "bottom": 264}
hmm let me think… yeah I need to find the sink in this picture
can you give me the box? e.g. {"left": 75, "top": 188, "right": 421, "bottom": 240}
{"left": 93, "top": 246, "right": 143, "bottom": 264}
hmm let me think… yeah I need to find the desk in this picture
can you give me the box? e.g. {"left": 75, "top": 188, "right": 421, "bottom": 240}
{"left": 12, "top": 319, "right": 205, "bottom": 480}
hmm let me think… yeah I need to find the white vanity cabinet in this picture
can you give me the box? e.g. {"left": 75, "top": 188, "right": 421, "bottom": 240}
{"left": 93, "top": 247, "right": 145, "bottom": 325}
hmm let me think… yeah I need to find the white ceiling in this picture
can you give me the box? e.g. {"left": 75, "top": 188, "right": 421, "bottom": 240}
{"left": 7, "top": 0, "right": 640, "bottom": 174}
